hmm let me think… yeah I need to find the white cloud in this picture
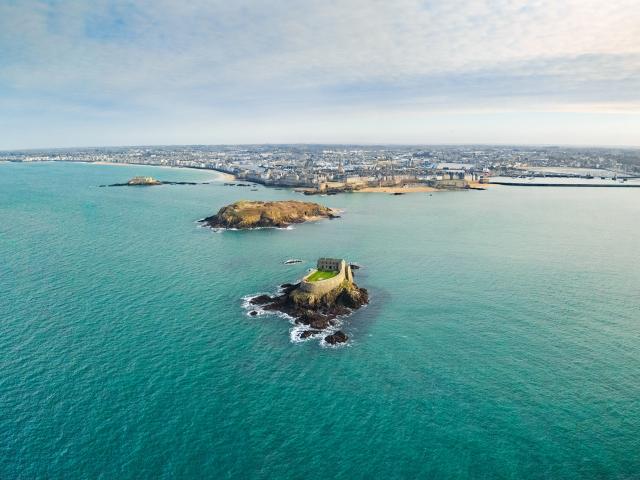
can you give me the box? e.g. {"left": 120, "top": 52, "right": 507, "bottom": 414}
{"left": 1, "top": 0, "right": 639, "bottom": 147}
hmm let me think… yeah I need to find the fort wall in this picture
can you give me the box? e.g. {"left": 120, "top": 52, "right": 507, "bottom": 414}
{"left": 299, "top": 259, "right": 352, "bottom": 296}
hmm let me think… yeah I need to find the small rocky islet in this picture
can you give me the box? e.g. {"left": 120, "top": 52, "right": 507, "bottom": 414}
{"left": 101, "top": 176, "right": 207, "bottom": 187}
{"left": 199, "top": 200, "right": 340, "bottom": 230}
{"left": 247, "top": 258, "right": 368, "bottom": 346}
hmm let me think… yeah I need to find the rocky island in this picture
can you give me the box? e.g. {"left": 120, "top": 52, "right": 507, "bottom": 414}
{"left": 127, "top": 176, "right": 162, "bottom": 185}
{"left": 101, "top": 176, "right": 205, "bottom": 187}
{"left": 199, "top": 200, "right": 339, "bottom": 230}
{"left": 247, "top": 258, "right": 368, "bottom": 346}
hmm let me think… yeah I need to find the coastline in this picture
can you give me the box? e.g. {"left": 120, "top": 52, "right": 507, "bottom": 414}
{"left": 86, "top": 161, "right": 237, "bottom": 181}
{"left": 356, "top": 185, "right": 437, "bottom": 193}
{"left": 212, "top": 170, "right": 236, "bottom": 181}
{"left": 91, "top": 161, "right": 137, "bottom": 166}
{"left": 24, "top": 160, "right": 493, "bottom": 193}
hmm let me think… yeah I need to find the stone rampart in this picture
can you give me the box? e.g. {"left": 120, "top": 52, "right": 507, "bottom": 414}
{"left": 299, "top": 261, "right": 351, "bottom": 296}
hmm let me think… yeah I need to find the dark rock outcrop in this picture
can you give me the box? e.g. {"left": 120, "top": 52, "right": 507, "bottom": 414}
{"left": 250, "top": 295, "right": 273, "bottom": 305}
{"left": 309, "top": 317, "right": 332, "bottom": 330}
{"left": 104, "top": 177, "right": 204, "bottom": 187}
{"left": 325, "top": 331, "right": 348, "bottom": 345}
{"left": 299, "top": 330, "right": 322, "bottom": 339}
{"left": 250, "top": 277, "right": 368, "bottom": 346}
{"left": 295, "top": 310, "right": 326, "bottom": 325}
{"left": 279, "top": 283, "right": 299, "bottom": 294}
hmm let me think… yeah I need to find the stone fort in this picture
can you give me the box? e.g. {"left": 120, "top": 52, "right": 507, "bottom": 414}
{"left": 299, "top": 258, "right": 354, "bottom": 296}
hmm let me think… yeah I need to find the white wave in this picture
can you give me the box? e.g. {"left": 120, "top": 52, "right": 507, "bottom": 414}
{"left": 201, "top": 224, "right": 293, "bottom": 232}
{"left": 241, "top": 289, "right": 355, "bottom": 347}
{"left": 241, "top": 292, "right": 295, "bottom": 322}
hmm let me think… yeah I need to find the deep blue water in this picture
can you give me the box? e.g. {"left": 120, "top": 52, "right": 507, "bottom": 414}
{"left": 1, "top": 161, "right": 639, "bottom": 479}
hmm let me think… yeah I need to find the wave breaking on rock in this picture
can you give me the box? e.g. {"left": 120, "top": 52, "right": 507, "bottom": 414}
{"left": 242, "top": 260, "right": 368, "bottom": 347}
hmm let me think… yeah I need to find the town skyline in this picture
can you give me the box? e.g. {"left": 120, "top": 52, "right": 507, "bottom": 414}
{"left": 4, "top": 143, "right": 639, "bottom": 192}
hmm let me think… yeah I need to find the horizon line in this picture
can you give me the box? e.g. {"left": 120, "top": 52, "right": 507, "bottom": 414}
{"left": 2, "top": 141, "right": 640, "bottom": 153}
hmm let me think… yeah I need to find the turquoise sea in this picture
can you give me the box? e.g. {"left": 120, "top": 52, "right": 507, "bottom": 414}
{"left": 1, "top": 161, "right": 639, "bottom": 479}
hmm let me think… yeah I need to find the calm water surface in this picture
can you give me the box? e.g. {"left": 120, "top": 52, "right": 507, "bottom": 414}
{"left": 1, "top": 162, "right": 639, "bottom": 479}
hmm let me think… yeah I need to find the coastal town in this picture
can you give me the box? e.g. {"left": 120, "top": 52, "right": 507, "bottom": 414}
{"left": 2, "top": 144, "right": 639, "bottom": 192}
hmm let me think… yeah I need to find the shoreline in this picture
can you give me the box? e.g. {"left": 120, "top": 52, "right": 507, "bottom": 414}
{"left": 489, "top": 181, "right": 640, "bottom": 188}
{"left": 85, "top": 161, "right": 237, "bottom": 181}
{"left": 200, "top": 211, "right": 339, "bottom": 231}
{"left": 23, "top": 161, "right": 495, "bottom": 193}
{"left": 356, "top": 185, "right": 437, "bottom": 193}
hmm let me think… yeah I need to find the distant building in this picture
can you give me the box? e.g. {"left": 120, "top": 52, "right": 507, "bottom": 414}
{"left": 317, "top": 258, "right": 344, "bottom": 271}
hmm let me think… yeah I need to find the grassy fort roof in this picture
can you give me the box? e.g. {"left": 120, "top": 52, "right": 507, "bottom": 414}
{"left": 306, "top": 270, "right": 339, "bottom": 282}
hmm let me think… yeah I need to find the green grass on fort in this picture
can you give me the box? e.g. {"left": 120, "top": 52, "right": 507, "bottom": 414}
{"left": 306, "top": 270, "right": 339, "bottom": 282}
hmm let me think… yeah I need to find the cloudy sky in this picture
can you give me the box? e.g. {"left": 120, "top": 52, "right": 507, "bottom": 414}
{"left": 1, "top": 0, "right": 639, "bottom": 149}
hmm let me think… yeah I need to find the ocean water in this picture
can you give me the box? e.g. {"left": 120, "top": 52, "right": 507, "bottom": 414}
{"left": 1, "top": 161, "right": 639, "bottom": 479}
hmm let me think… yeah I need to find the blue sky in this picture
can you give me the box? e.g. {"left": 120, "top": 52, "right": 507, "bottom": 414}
{"left": 1, "top": 0, "right": 639, "bottom": 149}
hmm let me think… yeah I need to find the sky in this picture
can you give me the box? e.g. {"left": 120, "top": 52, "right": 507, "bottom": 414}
{"left": 1, "top": 0, "right": 639, "bottom": 149}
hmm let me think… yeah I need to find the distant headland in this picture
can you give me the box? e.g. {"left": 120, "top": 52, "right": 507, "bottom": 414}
{"left": 199, "top": 200, "right": 340, "bottom": 230}
{"left": 247, "top": 258, "right": 368, "bottom": 345}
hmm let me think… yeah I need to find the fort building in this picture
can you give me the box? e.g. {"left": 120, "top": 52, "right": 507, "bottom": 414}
{"left": 299, "top": 258, "right": 354, "bottom": 296}
{"left": 317, "top": 257, "right": 344, "bottom": 272}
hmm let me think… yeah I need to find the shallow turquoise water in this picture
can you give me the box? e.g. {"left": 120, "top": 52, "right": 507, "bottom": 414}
{"left": 1, "top": 162, "right": 639, "bottom": 479}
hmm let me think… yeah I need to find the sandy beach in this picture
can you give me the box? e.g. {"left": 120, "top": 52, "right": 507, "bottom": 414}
{"left": 88, "top": 161, "right": 236, "bottom": 180}
{"left": 217, "top": 171, "right": 237, "bottom": 181}
{"left": 466, "top": 181, "right": 492, "bottom": 189}
{"left": 91, "top": 161, "right": 136, "bottom": 166}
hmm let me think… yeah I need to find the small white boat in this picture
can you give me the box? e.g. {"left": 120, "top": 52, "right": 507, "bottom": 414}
{"left": 283, "top": 259, "right": 303, "bottom": 265}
